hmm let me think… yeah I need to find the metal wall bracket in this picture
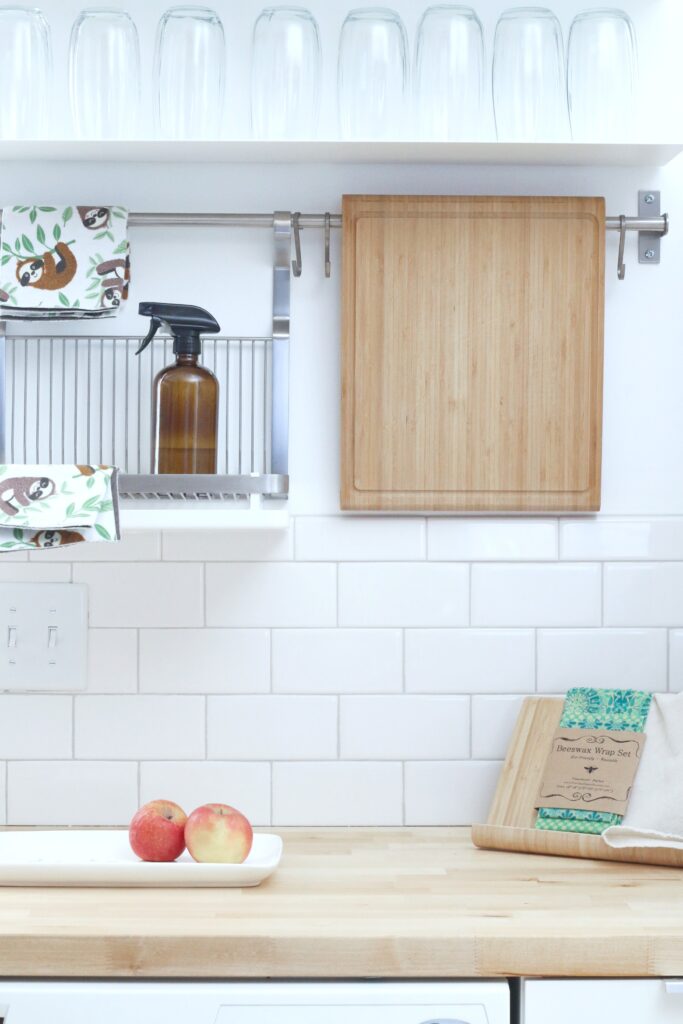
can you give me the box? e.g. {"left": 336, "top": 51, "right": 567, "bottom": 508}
{"left": 638, "top": 190, "right": 665, "bottom": 266}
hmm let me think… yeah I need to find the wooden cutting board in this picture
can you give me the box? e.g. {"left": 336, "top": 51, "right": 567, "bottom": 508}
{"left": 472, "top": 697, "right": 683, "bottom": 868}
{"left": 341, "top": 194, "right": 605, "bottom": 511}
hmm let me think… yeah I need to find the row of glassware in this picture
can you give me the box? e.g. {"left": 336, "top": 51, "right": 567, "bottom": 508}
{"left": 0, "top": 4, "right": 638, "bottom": 143}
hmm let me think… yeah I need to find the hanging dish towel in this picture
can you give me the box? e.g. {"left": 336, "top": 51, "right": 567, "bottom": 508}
{"left": 535, "top": 687, "right": 653, "bottom": 835}
{"left": 0, "top": 465, "right": 120, "bottom": 551}
{"left": 603, "top": 693, "right": 683, "bottom": 851}
{"left": 0, "top": 205, "right": 130, "bottom": 319}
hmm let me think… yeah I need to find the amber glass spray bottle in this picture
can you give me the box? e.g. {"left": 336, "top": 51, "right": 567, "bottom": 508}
{"left": 136, "top": 301, "right": 221, "bottom": 474}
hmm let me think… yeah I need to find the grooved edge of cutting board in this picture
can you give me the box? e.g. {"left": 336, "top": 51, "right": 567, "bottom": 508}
{"left": 341, "top": 194, "right": 605, "bottom": 512}
{"left": 471, "top": 696, "right": 683, "bottom": 868}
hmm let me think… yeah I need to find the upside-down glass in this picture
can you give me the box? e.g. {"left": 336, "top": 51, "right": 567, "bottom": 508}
{"left": 155, "top": 6, "right": 225, "bottom": 140}
{"left": 568, "top": 8, "right": 638, "bottom": 142}
{"left": 493, "top": 7, "right": 568, "bottom": 142}
{"left": 414, "top": 5, "right": 485, "bottom": 141}
{"left": 338, "top": 8, "right": 409, "bottom": 140}
{"left": 69, "top": 8, "right": 140, "bottom": 139}
{"left": 0, "top": 7, "right": 51, "bottom": 139}
{"left": 251, "top": 7, "right": 321, "bottom": 140}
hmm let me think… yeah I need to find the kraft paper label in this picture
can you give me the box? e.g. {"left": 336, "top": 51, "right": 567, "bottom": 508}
{"left": 535, "top": 728, "right": 646, "bottom": 815}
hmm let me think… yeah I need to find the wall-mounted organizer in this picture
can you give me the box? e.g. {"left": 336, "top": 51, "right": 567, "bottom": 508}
{"left": 0, "top": 197, "right": 670, "bottom": 527}
{"left": 0, "top": 211, "right": 333, "bottom": 529}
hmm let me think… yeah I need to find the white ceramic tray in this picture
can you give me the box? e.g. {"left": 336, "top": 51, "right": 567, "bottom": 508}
{"left": 0, "top": 830, "right": 283, "bottom": 887}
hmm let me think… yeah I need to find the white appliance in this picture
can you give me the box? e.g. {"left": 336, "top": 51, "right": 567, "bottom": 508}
{"left": 523, "top": 979, "right": 683, "bottom": 1023}
{"left": 0, "top": 981, "right": 510, "bottom": 1023}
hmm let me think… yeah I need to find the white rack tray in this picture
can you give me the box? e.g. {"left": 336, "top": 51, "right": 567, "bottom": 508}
{"left": 0, "top": 830, "right": 283, "bottom": 887}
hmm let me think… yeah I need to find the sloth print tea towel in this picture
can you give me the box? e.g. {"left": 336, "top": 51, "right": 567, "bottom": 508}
{"left": 0, "top": 465, "right": 120, "bottom": 551}
{"left": 0, "top": 205, "right": 130, "bottom": 319}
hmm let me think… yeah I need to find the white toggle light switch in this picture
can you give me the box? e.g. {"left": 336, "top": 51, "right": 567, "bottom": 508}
{"left": 0, "top": 583, "right": 88, "bottom": 691}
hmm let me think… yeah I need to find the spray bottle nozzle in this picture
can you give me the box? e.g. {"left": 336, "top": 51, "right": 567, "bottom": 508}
{"left": 135, "top": 315, "right": 163, "bottom": 355}
{"left": 136, "top": 302, "right": 221, "bottom": 357}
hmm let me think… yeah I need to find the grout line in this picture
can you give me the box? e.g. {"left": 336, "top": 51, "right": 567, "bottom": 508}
{"left": 534, "top": 628, "right": 539, "bottom": 693}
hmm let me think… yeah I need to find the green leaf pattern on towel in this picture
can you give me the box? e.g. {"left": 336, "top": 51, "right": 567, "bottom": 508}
{"left": 0, "top": 466, "right": 119, "bottom": 551}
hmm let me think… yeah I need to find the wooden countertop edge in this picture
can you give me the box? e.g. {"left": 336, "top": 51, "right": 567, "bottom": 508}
{"left": 0, "top": 934, "right": 680, "bottom": 979}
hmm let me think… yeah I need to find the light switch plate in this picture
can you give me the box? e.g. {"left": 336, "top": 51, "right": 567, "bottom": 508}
{"left": 0, "top": 583, "right": 88, "bottom": 692}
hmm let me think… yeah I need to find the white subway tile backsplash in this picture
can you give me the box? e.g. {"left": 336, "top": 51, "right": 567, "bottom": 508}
{"left": 471, "top": 695, "right": 524, "bottom": 759}
{"left": 405, "top": 629, "right": 534, "bottom": 693}
{"left": 140, "top": 762, "right": 271, "bottom": 825}
{"left": 10, "top": 512, "right": 683, "bottom": 828}
{"left": 87, "top": 629, "right": 138, "bottom": 693}
{"left": 428, "top": 519, "right": 557, "bottom": 561}
{"left": 30, "top": 530, "right": 161, "bottom": 562}
{"left": 74, "top": 564, "right": 203, "bottom": 627}
{"left": 273, "top": 762, "right": 403, "bottom": 825}
{"left": 340, "top": 695, "right": 469, "bottom": 759}
{"left": 339, "top": 563, "right": 469, "bottom": 627}
{"left": 295, "top": 517, "right": 425, "bottom": 561}
{"left": 604, "top": 563, "right": 683, "bottom": 626}
{"left": 561, "top": 519, "right": 683, "bottom": 561}
{"left": 206, "top": 563, "right": 336, "bottom": 627}
{"left": 272, "top": 629, "right": 402, "bottom": 693}
{"left": 472, "top": 564, "right": 601, "bottom": 626}
{"left": 404, "top": 761, "right": 501, "bottom": 825}
{"left": 140, "top": 629, "right": 269, "bottom": 693}
{"left": 162, "top": 527, "right": 294, "bottom": 562}
{"left": 538, "top": 629, "right": 666, "bottom": 692}
{"left": 8, "top": 761, "right": 138, "bottom": 825}
{"left": 0, "top": 764, "right": 6, "bottom": 824}
{"left": 0, "top": 696, "right": 71, "bottom": 758}
{"left": 207, "top": 696, "right": 337, "bottom": 759}
{"left": 75, "top": 696, "right": 205, "bottom": 759}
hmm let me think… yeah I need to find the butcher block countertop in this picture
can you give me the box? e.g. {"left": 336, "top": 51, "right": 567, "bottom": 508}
{"left": 0, "top": 828, "right": 682, "bottom": 979}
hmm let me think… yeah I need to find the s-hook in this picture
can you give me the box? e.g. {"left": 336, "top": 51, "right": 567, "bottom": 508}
{"left": 617, "top": 215, "right": 627, "bottom": 281}
{"left": 291, "top": 212, "right": 302, "bottom": 278}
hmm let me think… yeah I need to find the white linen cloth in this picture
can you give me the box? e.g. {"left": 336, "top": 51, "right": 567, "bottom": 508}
{"left": 602, "top": 693, "right": 683, "bottom": 850}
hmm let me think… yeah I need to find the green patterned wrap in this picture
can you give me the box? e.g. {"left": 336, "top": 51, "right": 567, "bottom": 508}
{"left": 535, "top": 687, "right": 652, "bottom": 835}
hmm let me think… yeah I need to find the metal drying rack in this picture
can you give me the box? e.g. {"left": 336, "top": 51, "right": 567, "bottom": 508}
{"left": 0, "top": 195, "right": 670, "bottom": 508}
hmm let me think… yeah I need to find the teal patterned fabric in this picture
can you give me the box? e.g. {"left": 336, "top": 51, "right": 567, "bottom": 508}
{"left": 535, "top": 687, "right": 652, "bottom": 834}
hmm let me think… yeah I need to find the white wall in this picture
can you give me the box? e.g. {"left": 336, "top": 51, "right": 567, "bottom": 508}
{"left": 1, "top": 0, "right": 683, "bottom": 826}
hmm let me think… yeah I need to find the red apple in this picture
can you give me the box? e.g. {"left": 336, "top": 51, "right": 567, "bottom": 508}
{"left": 129, "top": 799, "right": 187, "bottom": 862}
{"left": 184, "top": 803, "right": 253, "bottom": 864}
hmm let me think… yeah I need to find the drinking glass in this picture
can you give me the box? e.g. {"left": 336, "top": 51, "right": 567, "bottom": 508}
{"left": 568, "top": 9, "right": 638, "bottom": 142}
{"left": 251, "top": 7, "right": 322, "bottom": 140}
{"left": 338, "top": 7, "right": 409, "bottom": 140}
{"left": 0, "top": 7, "right": 51, "bottom": 139}
{"left": 155, "top": 6, "right": 225, "bottom": 140}
{"left": 414, "top": 5, "right": 485, "bottom": 141}
{"left": 69, "top": 8, "right": 141, "bottom": 140}
{"left": 492, "top": 7, "right": 568, "bottom": 142}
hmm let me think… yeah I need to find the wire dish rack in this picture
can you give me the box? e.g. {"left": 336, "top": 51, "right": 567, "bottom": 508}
{"left": 0, "top": 210, "right": 303, "bottom": 510}
{"left": 0, "top": 333, "right": 286, "bottom": 503}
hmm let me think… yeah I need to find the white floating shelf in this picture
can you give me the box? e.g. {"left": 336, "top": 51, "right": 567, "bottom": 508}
{"left": 120, "top": 507, "right": 289, "bottom": 531}
{"left": 0, "top": 139, "right": 681, "bottom": 167}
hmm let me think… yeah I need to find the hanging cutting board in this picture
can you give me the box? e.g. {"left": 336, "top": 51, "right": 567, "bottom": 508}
{"left": 341, "top": 194, "right": 605, "bottom": 512}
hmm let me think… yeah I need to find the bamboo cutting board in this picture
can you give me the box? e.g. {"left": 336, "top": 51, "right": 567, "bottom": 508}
{"left": 472, "top": 697, "right": 683, "bottom": 868}
{"left": 341, "top": 195, "right": 605, "bottom": 511}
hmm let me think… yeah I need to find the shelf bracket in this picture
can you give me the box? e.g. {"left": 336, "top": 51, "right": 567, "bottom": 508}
{"left": 271, "top": 212, "right": 291, "bottom": 479}
{"left": 637, "top": 190, "right": 665, "bottom": 267}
